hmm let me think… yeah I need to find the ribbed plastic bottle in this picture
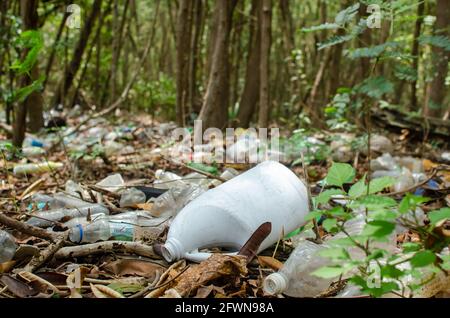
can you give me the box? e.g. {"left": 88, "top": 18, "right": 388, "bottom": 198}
{"left": 263, "top": 240, "right": 332, "bottom": 297}
{"left": 161, "top": 161, "right": 309, "bottom": 262}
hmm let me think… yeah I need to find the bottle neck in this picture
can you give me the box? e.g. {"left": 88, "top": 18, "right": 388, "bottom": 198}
{"left": 263, "top": 272, "right": 289, "bottom": 295}
{"left": 162, "top": 238, "right": 184, "bottom": 262}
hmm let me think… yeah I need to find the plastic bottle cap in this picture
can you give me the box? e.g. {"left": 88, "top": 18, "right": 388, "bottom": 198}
{"left": 263, "top": 273, "right": 288, "bottom": 295}
{"left": 68, "top": 224, "right": 84, "bottom": 243}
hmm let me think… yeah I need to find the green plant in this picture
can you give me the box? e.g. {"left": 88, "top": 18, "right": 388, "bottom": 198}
{"left": 308, "top": 162, "right": 449, "bottom": 298}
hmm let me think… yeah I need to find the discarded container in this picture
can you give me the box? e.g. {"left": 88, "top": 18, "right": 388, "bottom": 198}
{"left": 95, "top": 174, "right": 125, "bottom": 193}
{"left": 13, "top": 162, "right": 64, "bottom": 175}
{"left": 150, "top": 184, "right": 206, "bottom": 217}
{"left": 0, "top": 230, "right": 17, "bottom": 263}
{"left": 68, "top": 211, "right": 168, "bottom": 243}
{"left": 161, "top": 161, "right": 309, "bottom": 262}
{"left": 31, "top": 192, "right": 94, "bottom": 210}
{"left": 335, "top": 284, "right": 364, "bottom": 298}
{"left": 26, "top": 204, "right": 110, "bottom": 228}
{"left": 22, "top": 147, "right": 46, "bottom": 157}
{"left": 119, "top": 188, "right": 147, "bottom": 208}
{"left": 154, "top": 170, "right": 187, "bottom": 189}
{"left": 263, "top": 240, "right": 332, "bottom": 297}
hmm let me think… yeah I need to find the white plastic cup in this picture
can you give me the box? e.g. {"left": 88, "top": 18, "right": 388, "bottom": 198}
{"left": 161, "top": 161, "right": 310, "bottom": 262}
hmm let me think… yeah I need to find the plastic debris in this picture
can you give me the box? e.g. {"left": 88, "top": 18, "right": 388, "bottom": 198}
{"left": 119, "top": 188, "right": 147, "bottom": 208}
{"left": 161, "top": 161, "right": 310, "bottom": 262}
{"left": 13, "top": 162, "right": 64, "bottom": 175}
{"left": 0, "top": 230, "right": 17, "bottom": 263}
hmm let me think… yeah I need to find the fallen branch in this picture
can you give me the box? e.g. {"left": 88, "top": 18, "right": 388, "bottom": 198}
{"left": 55, "top": 241, "right": 161, "bottom": 259}
{"left": 22, "top": 234, "right": 68, "bottom": 273}
{"left": 0, "top": 213, "right": 61, "bottom": 242}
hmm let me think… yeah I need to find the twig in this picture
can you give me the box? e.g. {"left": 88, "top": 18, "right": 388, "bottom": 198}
{"left": 55, "top": 241, "right": 161, "bottom": 259}
{"left": 0, "top": 212, "right": 62, "bottom": 242}
{"left": 22, "top": 233, "right": 68, "bottom": 273}
{"left": 179, "top": 162, "right": 226, "bottom": 182}
{"left": 87, "top": 184, "right": 121, "bottom": 199}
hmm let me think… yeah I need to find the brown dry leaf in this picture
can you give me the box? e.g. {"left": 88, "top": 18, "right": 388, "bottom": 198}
{"left": 66, "top": 266, "right": 90, "bottom": 298}
{"left": 165, "top": 254, "right": 248, "bottom": 298}
{"left": 145, "top": 260, "right": 186, "bottom": 298}
{"left": 423, "top": 159, "right": 438, "bottom": 172}
{"left": 0, "top": 261, "right": 16, "bottom": 274}
{"left": 194, "top": 285, "right": 214, "bottom": 298}
{"left": 103, "top": 259, "right": 166, "bottom": 279}
{"left": 0, "top": 274, "right": 39, "bottom": 298}
{"left": 18, "top": 271, "right": 60, "bottom": 294}
{"left": 258, "top": 256, "right": 283, "bottom": 271}
{"left": 90, "top": 283, "right": 124, "bottom": 298}
{"left": 18, "top": 178, "right": 45, "bottom": 201}
{"left": 36, "top": 272, "right": 68, "bottom": 286}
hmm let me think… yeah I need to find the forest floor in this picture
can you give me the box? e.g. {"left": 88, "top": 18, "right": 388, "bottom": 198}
{"left": 0, "top": 111, "right": 449, "bottom": 298}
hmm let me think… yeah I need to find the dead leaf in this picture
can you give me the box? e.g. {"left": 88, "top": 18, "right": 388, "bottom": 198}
{"left": 258, "top": 256, "right": 284, "bottom": 271}
{"left": 102, "top": 259, "right": 166, "bottom": 279}
{"left": 238, "top": 222, "right": 272, "bottom": 263}
{"left": 18, "top": 178, "right": 45, "bottom": 201}
{"left": 136, "top": 202, "right": 153, "bottom": 210}
{"left": 66, "top": 266, "right": 90, "bottom": 298}
{"left": 165, "top": 254, "right": 248, "bottom": 298}
{"left": 18, "top": 271, "right": 60, "bottom": 293}
{"left": 0, "top": 274, "right": 39, "bottom": 298}
{"left": 36, "top": 272, "right": 68, "bottom": 286}
{"left": 194, "top": 285, "right": 214, "bottom": 298}
{"left": 90, "top": 283, "right": 124, "bottom": 298}
{"left": 0, "top": 261, "right": 16, "bottom": 274}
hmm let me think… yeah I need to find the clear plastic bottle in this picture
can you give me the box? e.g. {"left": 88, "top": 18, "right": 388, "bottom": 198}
{"left": 26, "top": 204, "right": 110, "bottom": 228}
{"left": 263, "top": 240, "right": 332, "bottom": 297}
{"left": 31, "top": 192, "right": 92, "bottom": 210}
{"left": 119, "top": 188, "right": 147, "bottom": 208}
{"left": 13, "top": 162, "right": 64, "bottom": 175}
{"left": 153, "top": 170, "right": 187, "bottom": 189}
{"left": 150, "top": 184, "right": 206, "bottom": 217}
{"left": 0, "top": 230, "right": 17, "bottom": 263}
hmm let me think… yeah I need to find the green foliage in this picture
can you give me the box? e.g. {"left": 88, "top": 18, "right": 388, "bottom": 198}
{"left": 346, "top": 42, "right": 400, "bottom": 59}
{"left": 11, "top": 75, "right": 45, "bottom": 103}
{"left": 325, "top": 162, "right": 355, "bottom": 187}
{"left": 419, "top": 35, "right": 450, "bottom": 51}
{"left": 394, "top": 64, "right": 418, "bottom": 82}
{"left": 301, "top": 23, "right": 340, "bottom": 33}
{"left": 10, "top": 30, "right": 44, "bottom": 75}
{"left": 355, "top": 76, "right": 394, "bottom": 99}
{"left": 427, "top": 208, "right": 450, "bottom": 226}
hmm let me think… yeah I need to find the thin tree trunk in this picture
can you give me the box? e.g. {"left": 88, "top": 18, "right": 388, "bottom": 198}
{"left": 199, "top": 0, "right": 237, "bottom": 130}
{"left": 258, "top": 0, "right": 272, "bottom": 128}
{"left": 425, "top": 0, "right": 449, "bottom": 118}
{"left": 53, "top": 0, "right": 102, "bottom": 107}
{"left": 236, "top": 0, "right": 261, "bottom": 128}
{"left": 14, "top": 0, "right": 44, "bottom": 146}
{"left": 189, "top": 0, "right": 204, "bottom": 114}
{"left": 176, "top": 0, "right": 194, "bottom": 127}
{"left": 410, "top": 0, "right": 425, "bottom": 110}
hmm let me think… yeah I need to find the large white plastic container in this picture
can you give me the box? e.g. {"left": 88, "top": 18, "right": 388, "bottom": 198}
{"left": 161, "top": 160, "right": 309, "bottom": 262}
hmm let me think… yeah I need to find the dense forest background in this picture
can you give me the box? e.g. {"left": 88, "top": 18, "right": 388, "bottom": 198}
{"left": 0, "top": 0, "right": 449, "bottom": 147}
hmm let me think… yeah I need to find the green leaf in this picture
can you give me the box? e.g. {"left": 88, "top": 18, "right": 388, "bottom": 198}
{"left": 318, "top": 247, "right": 351, "bottom": 260}
{"left": 335, "top": 3, "right": 360, "bottom": 25}
{"left": 323, "top": 218, "right": 338, "bottom": 232}
{"left": 419, "top": 35, "right": 450, "bottom": 51}
{"left": 347, "top": 42, "right": 399, "bottom": 59}
{"left": 187, "top": 162, "right": 218, "bottom": 175}
{"left": 311, "top": 266, "right": 347, "bottom": 279}
{"left": 361, "top": 220, "right": 395, "bottom": 239}
{"left": 402, "top": 242, "right": 422, "bottom": 253}
{"left": 302, "top": 23, "right": 340, "bottom": 33}
{"left": 326, "top": 162, "right": 355, "bottom": 187}
{"left": 11, "top": 75, "right": 45, "bottom": 103}
{"left": 368, "top": 177, "right": 395, "bottom": 194}
{"left": 305, "top": 210, "right": 324, "bottom": 221}
{"left": 355, "top": 76, "right": 394, "bottom": 99}
{"left": 10, "top": 30, "right": 44, "bottom": 75}
{"left": 428, "top": 208, "right": 450, "bottom": 226}
{"left": 410, "top": 251, "right": 436, "bottom": 268}
{"left": 315, "top": 189, "right": 345, "bottom": 205}
{"left": 348, "top": 175, "right": 367, "bottom": 198}
{"left": 356, "top": 195, "right": 397, "bottom": 210}
{"left": 398, "top": 196, "right": 411, "bottom": 214}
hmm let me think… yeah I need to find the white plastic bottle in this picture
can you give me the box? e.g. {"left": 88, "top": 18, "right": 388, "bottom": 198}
{"left": 161, "top": 161, "right": 309, "bottom": 262}
{"left": 0, "top": 230, "right": 17, "bottom": 263}
{"left": 263, "top": 240, "right": 332, "bottom": 297}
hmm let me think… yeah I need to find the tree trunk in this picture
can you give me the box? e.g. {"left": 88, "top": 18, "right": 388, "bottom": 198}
{"left": 258, "top": 0, "right": 272, "bottom": 128}
{"left": 176, "top": 0, "right": 194, "bottom": 126}
{"left": 426, "top": 0, "right": 450, "bottom": 118}
{"left": 188, "top": 0, "right": 204, "bottom": 115}
{"left": 410, "top": 0, "right": 425, "bottom": 110}
{"left": 235, "top": 0, "right": 261, "bottom": 128}
{"left": 198, "top": 0, "right": 237, "bottom": 130}
{"left": 13, "top": 0, "right": 44, "bottom": 146}
{"left": 53, "top": 0, "right": 102, "bottom": 107}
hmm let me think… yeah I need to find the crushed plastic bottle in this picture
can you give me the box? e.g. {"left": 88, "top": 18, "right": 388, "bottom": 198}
{"left": 150, "top": 184, "right": 206, "bottom": 218}
{"left": 119, "top": 188, "right": 147, "bottom": 208}
{"left": 263, "top": 240, "right": 332, "bottom": 297}
{"left": 161, "top": 161, "right": 309, "bottom": 262}
{"left": 95, "top": 174, "right": 125, "bottom": 193}
{"left": 31, "top": 192, "right": 94, "bottom": 210}
{"left": 153, "top": 170, "right": 187, "bottom": 189}
{"left": 22, "top": 147, "right": 46, "bottom": 157}
{"left": 335, "top": 284, "right": 365, "bottom": 298}
{"left": 26, "top": 204, "right": 110, "bottom": 228}
{"left": 13, "top": 162, "right": 64, "bottom": 175}
{"left": 0, "top": 230, "right": 17, "bottom": 263}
